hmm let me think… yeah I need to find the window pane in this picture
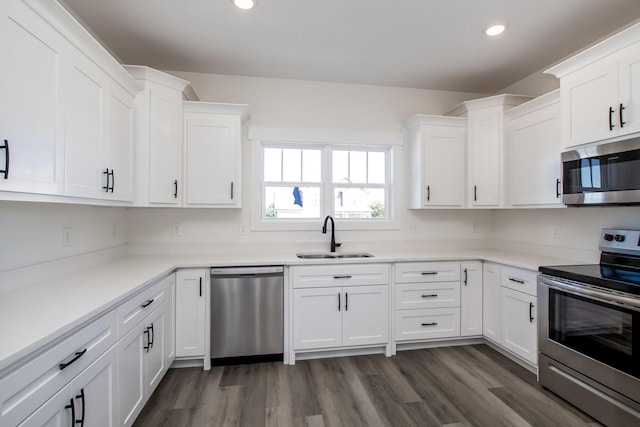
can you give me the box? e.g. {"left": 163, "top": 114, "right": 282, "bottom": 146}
{"left": 302, "top": 149, "right": 322, "bottom": 183}
{"left": 334, "top": 188, "right": 385, "bottom": 219}
{"left": 264, "top": 148, "right": 282, "bottom": 182}
{"left": 265, "top": 186, "right": 321, "bottom": 218}
{"left": 368, "top": 152, "right": 386, "bottom": 184}
{"left": 282, "top": 149, "right": 301, "bottom": 182}
{"left": 349, "top": 151, "right": 367, "bottom": 184}
{"left": 333, "top": 150, "right": 348, "bottom": 183}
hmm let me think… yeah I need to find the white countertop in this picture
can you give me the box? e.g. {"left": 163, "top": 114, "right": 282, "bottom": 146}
{"left": 0, "top": 249, "right": 580, "bottom": 373}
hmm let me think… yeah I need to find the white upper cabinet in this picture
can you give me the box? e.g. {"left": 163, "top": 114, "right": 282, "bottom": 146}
{"left": 505, "top": 90, "right": 564, "bottom": 207}
{"left": 405, "top": 115, "right": 466, "bottom": 208}
{"left": 0, "top": 0, "right": 65, "bottom": 195}
{"left": 546, "top": 24, "right": 640, "bottom": 149}
{"left": 183, "top": 102, "right": 248, "bottom": 208}
{"left": 125, "top": 66, "right": 198, "bottom": 206}
{"left": 446, "top": 94, "right": 531, "bottom": 208}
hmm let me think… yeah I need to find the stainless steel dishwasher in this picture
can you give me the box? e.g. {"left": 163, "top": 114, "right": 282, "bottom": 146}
{"left": 210, "top": 266, "right": 284, "bottom": 363}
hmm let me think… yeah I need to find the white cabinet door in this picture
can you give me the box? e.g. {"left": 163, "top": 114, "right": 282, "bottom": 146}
{"left": 118, "top": 322, "right": 146, "bottom": 427}
{"left": 175, "top": 269, "right": 207, "bottom": 358}
{"left": 460, "top": 262, "right": 483, "bottom": 337}
{"left": 501, "top": 287, "right": 537, "bottom": 365}
{"left": 184, "top": 113, "right": 241, "bottom": 206}
{"left": 65, "top": 48, "right": 107, "bottom": 199}
{"left": 18, "top": 385, "right": 71, "bottom": 427}
{"left": 482, "top": 263, "right": 501, "bottom": 343}
{"left": 103, "top": 81, "right": 135, "bottom": 202}
{"left": 421, "top": 123, "right": 466, "bottom": 207}
{"left": 145, "top": 303, "right": 167, "bottom": 395}
{"left": 165, "top": 274, "right": 176, "bottom": 366}
{"left": 342, "top": 285, "right": 389, "bottom": 347}
{"left": 293, "top": 287, "right": 342, "bottom": 350}
{"left": 507, "top": 97, "right": 563, "bottom": 206}
{"left": 0, "top": 0, "right": 65, "bottom": 195}
{"left": 148, "top": 85, "right": 183, "bottom": 204}
{"left": 560, "top": 59, "right": 619, "bottom": 149}
{"left": 70, "top": 345, "right": 118, "bottom": 427}
{"left": 618, "top": 42, "right": 640, "bottom": 137}
{"left": 468, "top": 106, "right": 502, "bottom": 206}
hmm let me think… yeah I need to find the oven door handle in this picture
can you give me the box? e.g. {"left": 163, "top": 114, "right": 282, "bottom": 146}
{"left": 539, "top": 276, "right": 640, "bottom": 312}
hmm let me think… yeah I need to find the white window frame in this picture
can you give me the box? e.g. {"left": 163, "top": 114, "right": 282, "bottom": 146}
{"left": 250, "top": 128, "right": 402, "bottom": 231}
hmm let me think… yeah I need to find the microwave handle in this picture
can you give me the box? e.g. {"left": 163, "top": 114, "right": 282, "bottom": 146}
{"left": 556, "top": 179, "right": 561, "bottom": 198}
{"left": 539, "top": 276, "right": 640, "bottom": 312}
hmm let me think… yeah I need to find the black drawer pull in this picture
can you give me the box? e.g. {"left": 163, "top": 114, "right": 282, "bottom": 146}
{"left": 59, "top": 349, "right": 87, "bottom": 370}
{"left": 102, "top": 169, "right": 110, "bottom": 192}
{"left": 333, "top": 275, "right": 352, "bottom": 279}
{"left": 149, "top": 323, "right": 154, "bottom": 348}
{"left": 75, "top": 388, "right": 85, "bottom": 427}
{"left": 199, "top": 277, "right": 202, "bottom": 297}
{"left": 174, "top": 179, "right": 178, "bottom": 198}
{"left": 474, "top": 185, "right": 477, "bottom": 201}
{"left": 141, "top": 298, "right": 154, "bottom": 308}
{"left": 426, "top": 185, "right": 430, "bottom": 201}
{"left": 65, "top": 399, "right": 76, "bottom": 427}
{"left": 508, "top": 278, "right": 525, "bottom": 284}
{"left": 463, "top": 268, "right": 468, "bottom": 286}
{"left": 143, "top": 329, "right": 150, "bottom": 352}
{"left": 421, "top": 322, "right": 438, "bottom": 327}
{"left": 109, "top": 169, "right": 114, "bottom": 192}
{"left": 421, "top": 294, "right": 438, "bottom": 298}
{"left": 421, "top": 272, "right": 438, "bottom": 276}
{"left": 0, "top": 139, "right": 8, "bottom": 179}
{"left": 609, "top": 106, "right": 615, "bottom": 131}
{"left": 529, "top": 302, "right": 535, "bottom": 323}
{"left": 620, "top": 103, "right": 626, "bottom": 128}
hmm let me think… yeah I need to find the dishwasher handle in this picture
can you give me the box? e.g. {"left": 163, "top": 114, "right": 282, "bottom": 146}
{"left": 210, "top": 266, "right": 284, "bottom": 276}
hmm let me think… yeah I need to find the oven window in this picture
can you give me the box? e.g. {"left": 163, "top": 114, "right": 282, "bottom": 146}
{"left": 549, "top": 289, "right": 639, "bottom": 379}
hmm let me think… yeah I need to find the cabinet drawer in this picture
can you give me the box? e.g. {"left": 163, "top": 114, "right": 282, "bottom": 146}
{"left": 292, "top": 264, "right": 389, "bottom": 289}
{"left": 117, "top": 276, "right": 169, "bottom": 338}
{"left": 395, "top": 282, "right": 460, "bottom": 310}
{"left": 0, "top": 310, "right": 117, "bottom": 427}
{"left": 395, "top": 262, "right": 461, "bottom": 283}
{"left": 501, "top": 266, "right": 537, "bottom": 296}
{"left": 395, "top": 308, "right": 460, "bottom": 341}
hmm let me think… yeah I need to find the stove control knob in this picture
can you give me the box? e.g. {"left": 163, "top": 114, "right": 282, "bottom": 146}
{"left": 615, "top": 234, "right": 626, "bottom": 242}
{"left": 604, "top": 233, "right": 614, "bottom": 241}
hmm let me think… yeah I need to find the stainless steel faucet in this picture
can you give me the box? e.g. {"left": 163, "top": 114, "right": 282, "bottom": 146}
{"left": 322, "top": 215, "right": 341, "bottom": 252}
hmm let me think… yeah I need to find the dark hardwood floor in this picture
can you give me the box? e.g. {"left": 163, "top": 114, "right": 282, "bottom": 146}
{"left": 133, "top": 344, "right": 601, "bottom": 427}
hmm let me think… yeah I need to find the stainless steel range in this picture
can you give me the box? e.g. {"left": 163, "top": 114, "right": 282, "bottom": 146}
{"left": 538, "top": 228, "right": 640, "bottom": 426}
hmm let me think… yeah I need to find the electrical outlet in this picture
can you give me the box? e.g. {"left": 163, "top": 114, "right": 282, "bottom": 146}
{"left": 408, "top": 223, "right": 419, "bottom": 234}
{"left": 63, "top": 227, "right": 72, "bottom": 247}
{"left": 171, "top": 223, "right": 182, "bottom": 238}
{"left": 472, "top": 222, "right": 480, "bottom": 234}
{"left": 552, "top": 224, "right": 561, "bottom": 239}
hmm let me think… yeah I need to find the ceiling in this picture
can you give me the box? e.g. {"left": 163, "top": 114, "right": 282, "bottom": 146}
{"left": 61, "top": 0, "right": 640, "bottom": 94}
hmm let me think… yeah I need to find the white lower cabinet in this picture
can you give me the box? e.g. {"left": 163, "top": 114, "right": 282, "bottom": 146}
{"left": 175, "top": 269, "right": 207, "bottom": 358}
{"left": 482, "top": 262, "right": 501, "bottom": 343}
{"left": 460, "top": 261, "right": 483, "bottom": 337}
{"left": 292, "top": 264, "right": 390, "bottom": 354}
{"left": 395, "top": 308, "right": 461, "bottom": 341}
{"left": 501, "top": 288, "right": 537, "bottom": 365}
{"left": 20, "top": 345, "right": 118, "bottom": 427}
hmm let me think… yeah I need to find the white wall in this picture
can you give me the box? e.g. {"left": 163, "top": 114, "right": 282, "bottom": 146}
{"left": 0, "top": 201, "right": 127, "bottom": 273}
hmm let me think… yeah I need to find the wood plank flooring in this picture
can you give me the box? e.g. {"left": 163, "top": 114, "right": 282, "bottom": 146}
{"left": 133, "top": 344, "right": 601, "bottom": 427}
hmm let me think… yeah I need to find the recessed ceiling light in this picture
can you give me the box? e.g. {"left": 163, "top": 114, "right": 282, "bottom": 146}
{"left": 485, "top": 24, "right": 506, "bottom": 36}
{"left": 233, "top": 0, "right": 256, "bottom": 10}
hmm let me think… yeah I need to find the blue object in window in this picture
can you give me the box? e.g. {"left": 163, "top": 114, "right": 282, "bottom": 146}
{"left": 293, "top": 187, "right": 303, "bottom": 207}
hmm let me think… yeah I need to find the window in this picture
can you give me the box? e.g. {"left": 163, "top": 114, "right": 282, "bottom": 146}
{"left": 252, "top": 138, "right": 399, "bottom": 231}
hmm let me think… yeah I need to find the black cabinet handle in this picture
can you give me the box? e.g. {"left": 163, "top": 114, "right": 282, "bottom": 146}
{"left": 345, "top": 292, "right": 348, "bottom": 311}
{"left": 59, "top": 349, "right": 87, "bottom": 370}
{"left": 333, "top": 275, "right": 352, "bottom": 279}
{"left": 473, "top": 185, "right": 477, "bottom": 202}
{"left": 0, "top": 139, "right": 8, "bottom": 179}
{"left": 338, "top": 293, "right": 341, "bottom": 311}
{"left": 529, "top": 302, "right": 534, "bottom": 322}
{"left": 620, "top": 103, "right": 626, "bottom": 128}
{"left": 426, "top": 185, "right": 430, "bottom": 201}
{"left": 508, "top": 277, "right": 525, "bottom": 284}
{"left": 421, "top": 322, "right": 438, "bottom": 327}
{"left": 421, "top": 294, "right": 438, "bottom": 298}
{"left": 109, "top": 169, "right": 114, "bottom": 192}
{"left": 609, "top": 106, "right": 615, "bottom": 131}
{"left": 199, "top": 277, "right": 202, "bottom": 297}
{"left": 463, "top": 268, "right": 468, "bottom": 286}
{"left": 230, "top": 182, "right": 234, "bottom": 200}
{"left": 143, "top": 329, "right": 150, "bottom": 352}
{"left": 174, "top": 179, "right": 178, "bottom": 198}
{"left": 421, "top": 272, "right": 438, "bottom": 276}
{"left": 141, "top": 298, "right": 154, "bottom": 308}
{"left": 149, "top": 323, "right": 154, "bottom": 349}
{"left": 556, "top": 179, "right": 561, "bottom": 198}
{"left": 102, "top": 169, "right": 110, "bottom": 192}
{"left": 65, "top": 398, "right": 76, "bottom": 427}
{"left": 75, "top": 388, "right": 85, "bottom": 427}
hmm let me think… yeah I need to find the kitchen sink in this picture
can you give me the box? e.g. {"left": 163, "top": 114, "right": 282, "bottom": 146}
{"left": 296, "top": 252, "right": 374, "bottom": 259}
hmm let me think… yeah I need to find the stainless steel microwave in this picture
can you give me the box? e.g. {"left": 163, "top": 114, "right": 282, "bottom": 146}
{"left": 562, "top": 137, "right": 640, "bottom": 205}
